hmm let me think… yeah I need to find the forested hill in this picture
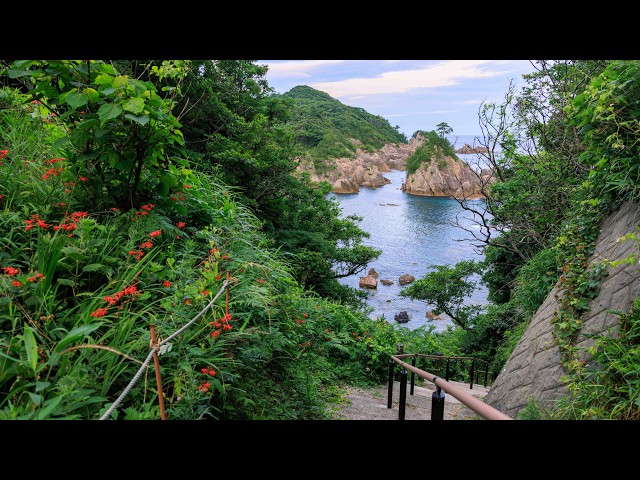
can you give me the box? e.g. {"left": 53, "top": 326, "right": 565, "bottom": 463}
{"left": 281, "top": 85, "right": 407, "bottom": 161}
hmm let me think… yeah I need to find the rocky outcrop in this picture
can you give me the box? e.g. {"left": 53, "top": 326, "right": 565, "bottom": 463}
{"left": 455, "top": 143, "right": 488, "bottom": 154}
{"left": 402, "top": 153, "right": 489, "bottom": 200}
{"left": 398, "top": 274, "right": 415, "bottom": 285}
{"left": 296, "top": 137, "right": 425, "bottom": 193}
{"left": 359, "top": 276, "right": 378, "bottom": 289}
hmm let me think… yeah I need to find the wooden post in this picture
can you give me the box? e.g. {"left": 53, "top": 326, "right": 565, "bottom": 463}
{"left": 150, "top": 324, "right": 167, "bottom": 420}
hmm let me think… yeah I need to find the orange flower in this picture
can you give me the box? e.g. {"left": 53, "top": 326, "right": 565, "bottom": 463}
{"left": 90, "top": 307, "right": 108, "bottom": 318}
{"left": 3, "top": 266, "right": 19, "bottom": 276}
{"left": 28, "top": 272, "right": 44, "bottom": 282}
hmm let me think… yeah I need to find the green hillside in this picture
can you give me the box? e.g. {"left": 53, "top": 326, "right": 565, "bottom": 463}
{"left": 282, "top": 85, "right": 407, "bottom": 163}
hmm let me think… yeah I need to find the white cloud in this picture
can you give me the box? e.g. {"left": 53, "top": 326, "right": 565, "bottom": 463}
{"left": 310, "top": 60, "right": 509, "bottom": 97}
{"left": 385, "top": 110, "right": 458, "bottom": 117}
{"left": 259, "top": 60, "right": 347, "bottom": 79}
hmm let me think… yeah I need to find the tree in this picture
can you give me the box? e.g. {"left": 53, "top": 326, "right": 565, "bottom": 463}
{"left": 436, "top": 121, "right": 453, "bottom": 139}
{"left": 399, "top": 260, "right": 485, "bottom": 330}
{"left": 2, "top": 60, "right": 191, "bottom": 211}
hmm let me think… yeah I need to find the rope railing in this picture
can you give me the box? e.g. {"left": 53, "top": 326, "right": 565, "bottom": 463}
{"left": 99, "top": 279, "right": 231, "bottom": 420}
{"left": 388, "top": 346, "right": 512, "bottom": 420}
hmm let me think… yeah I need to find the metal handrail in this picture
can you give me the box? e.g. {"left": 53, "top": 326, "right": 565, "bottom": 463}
{"left": 389, "top": 354, "right": 512, "bottom": 420}
{"left": 396, "top": 353, "right": 492, "bottom": 389}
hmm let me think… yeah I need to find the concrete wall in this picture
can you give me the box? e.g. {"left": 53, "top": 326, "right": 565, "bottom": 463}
{"left": 484, "top": 201, "right": 640, "bottom": 418}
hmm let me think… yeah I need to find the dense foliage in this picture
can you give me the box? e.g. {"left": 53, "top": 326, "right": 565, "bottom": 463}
{"left": 0, "top": 60, "right": 449, "bottom": 420}
{"left": 282, "top": 85, "right": 407, "bottom": 169}
{"left": 2, "top": 58, "right": 638, "bottom": 421}
{"left": 405, "top": 129, "right": 458, "bottom": 174}
{"left": 417, "top": 60, "right": 640, "bottom": 419}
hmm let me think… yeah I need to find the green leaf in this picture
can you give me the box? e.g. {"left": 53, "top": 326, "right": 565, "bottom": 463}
{"left": 70, "top": 129, "right": 91, "bottom": 149}
{"left": 94, "top": 74, "right": 113, "bottom": 85}
{"left": 23, "top": 326, "right": 38, "bottom": 374}
{"left": 77, "top": 118, "right": 100, "bottom": 130}
{"left": 115, "top": 158, "right": 133, "bottom": 172}
{"left": 84, "top": 87, "right": 100, "bottom": 102}
{"left": 55, "top": 323, "right": 102, "bottom": 353}
{"left": 160, "top": 173, "right": 177, "bottom": 187}
{"left": 123, "top": 97, "right": 145, "bottom": 114}
{"left": 66, "top": 92, "right": 88, "bottom": 109}
{"left": 97, "top": 103, "right": 123, "bottom": 124}
{"left": 8, "top": 69, "right": 31, "bottom": 78}
{"left": 112, "top": 76, "right": 129, "bottom": 89}
{"left": 57, "top": 278, "right": 76, "bottom": 287}
{"left": 83, "top": 263, "right": 104, "bottom": 272}
{"left": 124, "top": 113, "right": 149, "bottom": 125}
{"left": 156, "top": 180, "right": 170, "bottom": 196}
{"left": 61, "top": 246, "right": 88, "bottom": 260}
{"left": 36, "top": 395, "right": 65, "bottom": 420}
{"left": 174, "top": 204, "right": 188, "bottom": 215}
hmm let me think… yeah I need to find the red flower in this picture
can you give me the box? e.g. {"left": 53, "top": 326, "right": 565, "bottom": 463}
{"left": 3, "top": 266, "right": 19, "bottom": 276}
{"left": 11, "top": 280, "right": 23, "bottom": 287}
{"left": 176, "top": 222, "right": 186, "bottom": 229}
{"left": 28, "top": 272, "right": 44, "bottom": 282}
{"left": 302, "top": 313, "right": 308, "bottom": 318}
{"left": 139, "top": 241, "right": 153, "bottom": 249}
{"left": 163, "top": 280, "right": 171, "bottom": 288}
{"left": 79, "top": 176, "right": 87, "bottom": 182}
{"left": 0, "top": 149, "right": 8, "bottom": 159}
{"left": 90, "top": 307, "right": 108, "bottom": 318}
{"left": 210, "top": 330, "right": 221, "bottom": 338}
{"left": 149, "top": 229, "right": 162, "bottom": 238}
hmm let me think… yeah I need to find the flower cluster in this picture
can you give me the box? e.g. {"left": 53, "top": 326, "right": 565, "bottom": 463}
{"left": 131, "top": 204, "right": 155, "bottom": 222}
{"left": 0, "top": 149, "right": 7, "bottom": 165}
{"left": 41, "top": 157, "right": 65, "bottom": 180}
{"left": 128, "top": 229, "right": 163, "bottom": 261}
{"left": 209, "top": 312, "right": 233, "bottom": 339}
{"left": 197, "top": 367, "right": 216, "bottom": 393}
{"left": 52, "top": 211, "right": 89, "bottom": 233}
{"left": 24, "top": 211, "right": 90, "bottom": 236}
{"left": 90, "top": 284, "right": 141, "bottom": 318}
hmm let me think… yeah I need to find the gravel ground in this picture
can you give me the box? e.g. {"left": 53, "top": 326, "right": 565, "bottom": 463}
{"left": 328, "top": 379, "right": 490, "bottom": 421}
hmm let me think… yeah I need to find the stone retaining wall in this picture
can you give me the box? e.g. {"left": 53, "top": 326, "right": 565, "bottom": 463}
{"left": 485, "top": 201, "right": 640, "bottom": 418}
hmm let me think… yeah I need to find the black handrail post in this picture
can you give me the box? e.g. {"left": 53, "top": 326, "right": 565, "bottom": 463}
{"left": 469, "top": 358, "right": 475, "bottom": 389}
{"left": 410, "top": 356, "right": 416, "bottom": 395}
{"left": 484, "top": 363, "right": 488, "bottom": 388}
{"left": 399, "top": 368, "right": 407, "bottom": 420}
{"left": 387, "top": 359, "right": 395, "bottom": 409}
{"left": 445, "top": 358, "right": 450, "bottom": 382}
{"left": 431, "top": 379, "right": 445, "bottom": 420}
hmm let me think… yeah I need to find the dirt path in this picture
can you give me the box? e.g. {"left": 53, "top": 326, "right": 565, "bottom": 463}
{"left": 329, "top": 379, "right": 490, "bottom": 420}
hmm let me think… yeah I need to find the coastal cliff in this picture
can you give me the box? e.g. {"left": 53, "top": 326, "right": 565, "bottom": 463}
{"left": 296, "top": 135, "right": 489, "bottom": 199}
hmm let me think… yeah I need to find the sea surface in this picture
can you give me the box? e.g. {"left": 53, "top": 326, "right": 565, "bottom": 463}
{"left": 328, "top": 134, "right": 490, "bottom": 332}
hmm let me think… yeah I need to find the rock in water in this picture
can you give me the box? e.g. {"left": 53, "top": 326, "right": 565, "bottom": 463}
{"left": 394, "top": 311, "right": 410, "bottom": 323}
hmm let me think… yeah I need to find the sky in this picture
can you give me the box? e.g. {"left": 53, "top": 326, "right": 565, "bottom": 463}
{"left": 256, "top": 60, "right": 539, "bottom": 139}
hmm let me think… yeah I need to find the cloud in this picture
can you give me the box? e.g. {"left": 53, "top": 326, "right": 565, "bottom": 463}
{"left": 310, "top": 60, "right": 509, "bottom": 97}
{"left": 259, "top": 60, "right": 347, "bottom": 79}
{"left": 386, "top": 110, "right": 458, "bottom": 117}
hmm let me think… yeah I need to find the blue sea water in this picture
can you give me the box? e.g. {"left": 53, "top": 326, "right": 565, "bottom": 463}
{"left": 328, "top": 134, "right": 490, "bottom": 332}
